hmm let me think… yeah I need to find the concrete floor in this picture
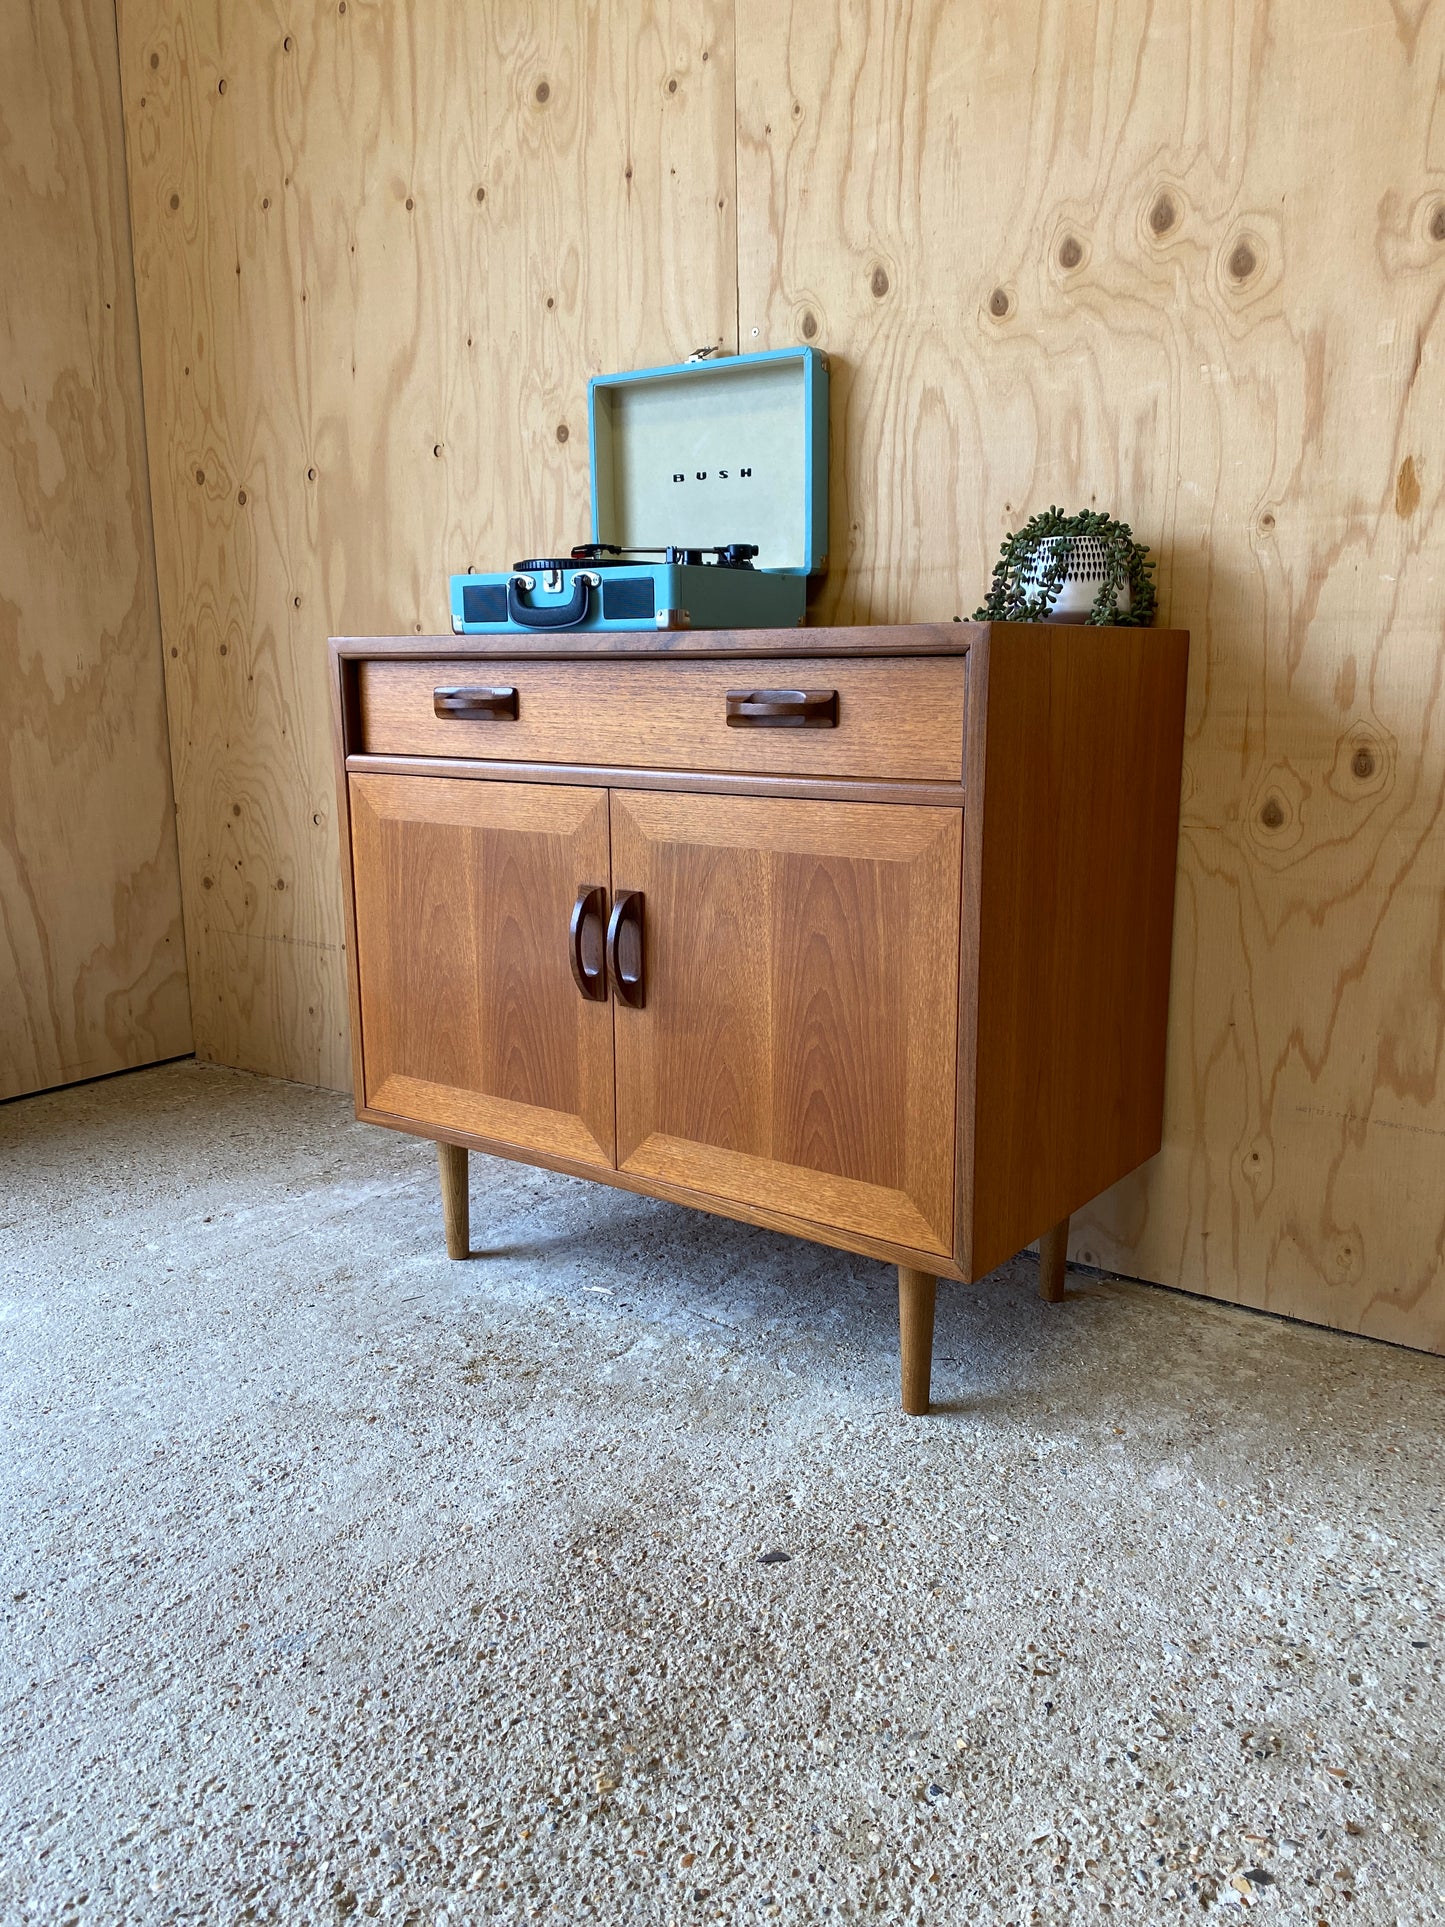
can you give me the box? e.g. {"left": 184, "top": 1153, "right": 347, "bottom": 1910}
{"left": 2, "top": 1063, "right": 1443, "bottom": 1925}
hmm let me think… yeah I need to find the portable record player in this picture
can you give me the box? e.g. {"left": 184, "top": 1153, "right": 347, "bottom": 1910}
{"left": 449, "top": 346, "right": 828, "bottom": 633}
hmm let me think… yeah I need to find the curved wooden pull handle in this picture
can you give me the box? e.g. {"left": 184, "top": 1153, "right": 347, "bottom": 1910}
{"left": 606, "top": 891, "right": 645, "bottom": 1008}
{"left": 569, "top": 885, "right": 608, "bottom": 1001}
{"left": 433, "top": 685, "right": 519, "bottom": 720}
{"left": 725, "top": 688, "right": 838, "bottom": 728}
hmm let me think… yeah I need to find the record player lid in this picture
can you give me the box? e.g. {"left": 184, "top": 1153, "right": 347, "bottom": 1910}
{"left": 588, "top": 347, "right": 828, "bottom": 576}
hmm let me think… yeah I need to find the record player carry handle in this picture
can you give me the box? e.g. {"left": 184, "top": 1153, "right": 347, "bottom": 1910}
{"left": 568, "top": 885, "right": 609, "bottom": 1002}
{"left": 506, "top": 571, "right": 596, "bottom": 629}
{"left": 725, "top": 688, "right": 839, "bottom": 729}
{"left": 605, "top": 892, "right": 646, "bottom": 1010}
{"left": 433, "top": 685, "right": 519, "bottom": 720}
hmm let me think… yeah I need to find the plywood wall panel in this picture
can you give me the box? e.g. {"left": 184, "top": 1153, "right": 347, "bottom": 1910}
{"left": 112, "top": 0, "right": 1445, "bottom": 1350}
{"left": 0, "top": 0, "right": 190, "bottom": 1100}
{"left": 736, "top": 0, "right": 1445, "bottom": 1348}
{"left": 117, "top": 0, "right": 737, "bottom": 1087}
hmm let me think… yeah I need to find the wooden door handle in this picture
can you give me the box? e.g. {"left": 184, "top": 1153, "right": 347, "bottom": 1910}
{"left": 606, "top": 891, "right": 645, "bottom": 1008}
{"left": 433, "top": 684, "right": 519, "bottom": 720}
{"left": 569, "top": 885, "right": 608, "bottom": 1001}
{"left": 725, "top": 688, "right": 838, "bottom": 728}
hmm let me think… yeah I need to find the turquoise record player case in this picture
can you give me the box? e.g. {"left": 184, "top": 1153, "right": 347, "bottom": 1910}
{"left": 449, "top": 346, "right": 828, "bottom": 633}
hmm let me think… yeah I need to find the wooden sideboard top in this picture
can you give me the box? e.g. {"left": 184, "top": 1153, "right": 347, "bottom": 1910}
{"left": 331, "top": 620, "right": 1189, "bottom": 663}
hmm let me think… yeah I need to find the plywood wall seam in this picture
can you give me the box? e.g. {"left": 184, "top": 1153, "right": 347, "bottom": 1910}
{"left": 731, "top": 0, "right": 742, "bottom": 353}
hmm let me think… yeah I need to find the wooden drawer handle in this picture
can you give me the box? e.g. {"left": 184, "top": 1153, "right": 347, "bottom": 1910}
{"left": 433, "top": 684, "right": 519, "bottom": 720}
{"left": 569, "top": 885, "right": 608, "bottom": 1002}
{"left": 725, "top": 688, "right": 838, "bottom": 729}
{"left": 606, "top": 891, "right": 645, "bottom": 1008}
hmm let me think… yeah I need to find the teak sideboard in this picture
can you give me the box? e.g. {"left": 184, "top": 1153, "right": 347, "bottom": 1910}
{"left": 329, "top": 622, "right": 1189, "bottom": 1413}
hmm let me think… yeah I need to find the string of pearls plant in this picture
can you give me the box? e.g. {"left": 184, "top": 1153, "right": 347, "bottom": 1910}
{"left": 974, "top": 507, "right": 1158, "bottom": 627}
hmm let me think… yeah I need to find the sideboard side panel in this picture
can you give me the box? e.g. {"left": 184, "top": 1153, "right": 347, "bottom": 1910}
{"left": 966, "top": 623, "right": 1190, "bottom": 1281}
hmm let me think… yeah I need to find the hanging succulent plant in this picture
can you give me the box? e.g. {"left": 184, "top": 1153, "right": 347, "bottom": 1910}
{"left": 974, "top": 507, "right": 1158, "bottom": 627}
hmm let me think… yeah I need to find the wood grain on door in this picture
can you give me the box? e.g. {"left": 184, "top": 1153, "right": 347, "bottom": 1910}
{"left": 610, "top": 789, "right": 962, "bottom": 1253}
{"left": 349, "top": 774, "right": 615, "bottom": 1167}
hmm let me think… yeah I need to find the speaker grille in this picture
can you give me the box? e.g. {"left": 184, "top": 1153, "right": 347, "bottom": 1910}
{"left": 461, "top": 582, "right": 508, "bottom": 626}
{"left": 602, "top": 577, "right": 656, "bottom": 622}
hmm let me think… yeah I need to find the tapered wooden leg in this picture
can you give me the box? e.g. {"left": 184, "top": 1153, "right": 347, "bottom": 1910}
{"left": 1039, "top": 1215, "right": 1069, "bottom": 1303}
{"left": 438, "top": 1142, "right": 470, "bottom": 1259}
{"left": 898, "top": 1267, "right": 937, "bottom": 1415}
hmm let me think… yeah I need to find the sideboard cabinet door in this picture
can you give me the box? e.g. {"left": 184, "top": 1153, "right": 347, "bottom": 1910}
{"left": 610, "top": 791, "right": 962, "bottom": 1255}
{"left": 349, "top": 773, "right": 615, "bottom": 1167}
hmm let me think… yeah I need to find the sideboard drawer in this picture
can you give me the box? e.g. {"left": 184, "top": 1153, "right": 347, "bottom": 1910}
{"left": 354, "top": 657, "right": 966, "bottom": 784}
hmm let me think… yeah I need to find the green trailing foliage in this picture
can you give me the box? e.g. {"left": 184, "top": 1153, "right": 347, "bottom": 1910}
{"left": 974, "top": 507, "right": 1158, "bottom": 627}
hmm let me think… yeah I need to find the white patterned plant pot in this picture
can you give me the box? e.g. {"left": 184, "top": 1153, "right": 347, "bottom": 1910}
{"left": 1020, "top": 534, "right": 1132, "bottom": 623}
